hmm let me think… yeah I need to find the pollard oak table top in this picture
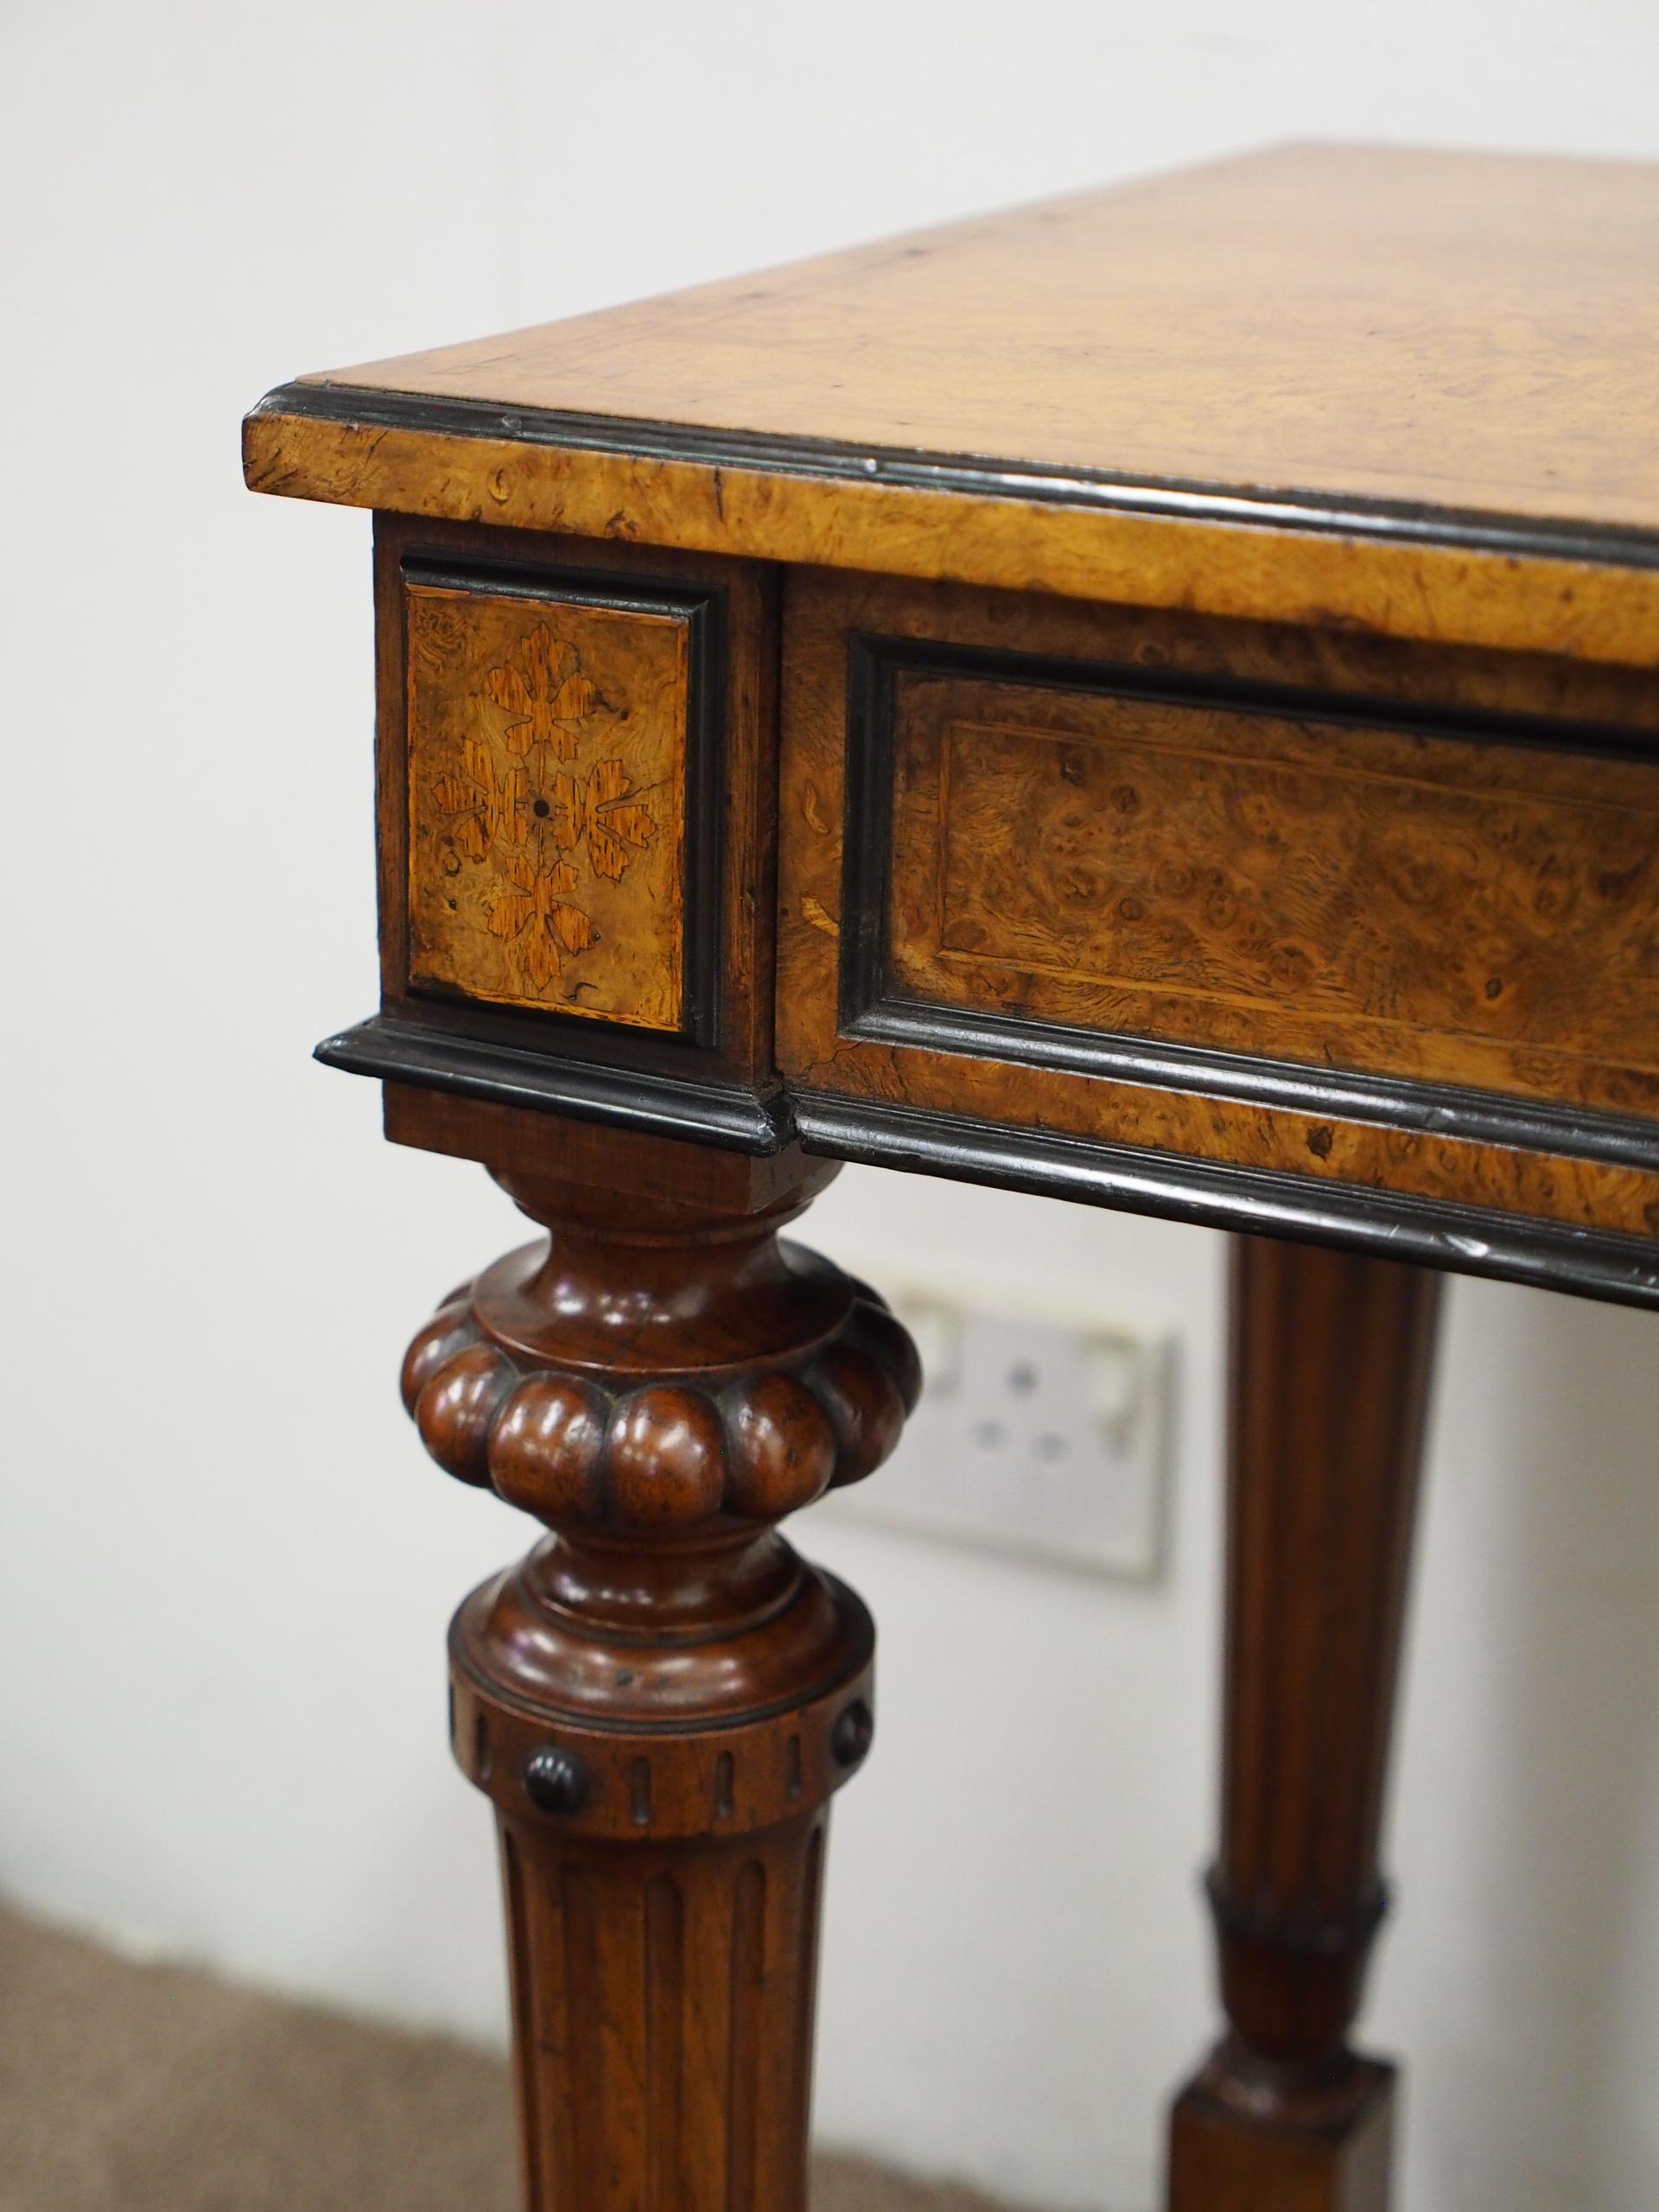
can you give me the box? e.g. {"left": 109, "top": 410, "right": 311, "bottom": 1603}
{"left": 248, "top": 143, "right": 1659, "bottom": 666}
{"left": 246, "top": 143, "right": 1659, "bottom": 1311}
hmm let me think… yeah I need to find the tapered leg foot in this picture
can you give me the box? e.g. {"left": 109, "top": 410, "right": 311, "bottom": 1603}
{"left": 1167, "top": 1236, "right": 1439, "bottom": 2212}
{"left": 1170, "top": 2043, "right": 1395, "bottom": 2212}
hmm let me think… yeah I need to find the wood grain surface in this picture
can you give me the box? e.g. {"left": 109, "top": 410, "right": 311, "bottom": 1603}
{"left": 245, "top": 146, "right": 1659, "bottom": 669}
{"left": 888, "top": 669, "right": 1659, "bottom": 1116}
{"left": 778, "top": 568, "right": 1659, "bottom": 1239}
{"left": 244, "top": 410, "right": 1659, "bottom": 670}
{"left": 300, "top": 146, "right": 1659, "bottom": 533}
{"left": 1168, "top": 1236, "right": 1440, "bottom": 2212}
{"left": 242, "top": 140, "right": 1659, "bottom": 2212}
{"left": 405, "top": 1162, "right": 918, "bottom": 2212}
{"left": 370, "top": 517, "right": 784, "bottom": 1090}
{"left": 405, "top": 579, "right": 687, "bottom": 1028}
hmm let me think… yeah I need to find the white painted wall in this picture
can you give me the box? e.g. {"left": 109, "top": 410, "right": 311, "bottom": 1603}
{"left": 3, "top": 5, "right": 1658, "bottom": 2208}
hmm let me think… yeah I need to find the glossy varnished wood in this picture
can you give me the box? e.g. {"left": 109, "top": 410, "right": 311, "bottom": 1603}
{"left": 777, "top": 567, "right": 1659, "bottom": 1254}
{"left": 245, "top": 410, "right": 1659, "bottom": 668}
{"left": 1169, "top": 1237, "right": 1440, "bottom": 2212}
{"left": 245, "top": 146, "right": 1659, "bottom": 665}
{"left": 887, "top": 666, "right": 1659, "bottom": 1117}
{"left": 302, "top": 147, "right": 1659, "bottom": 531}
{"left": 244, "top": 141, "right": 1659, "bottom": 2212}
{"left": 405, "top": 575, "right": 689, "bottom": 1027}
{"left": 367, "top": 514, "right": 779, "bottom": 1090}
{"left": 381, "top": 1084, "right": 817, "bottom": 1213}
{"left": 493, "top": 1807, "right": 827, "bottom": 2210}
{"left": 407, "top": 1158, "right": 918, "bottom": 2211}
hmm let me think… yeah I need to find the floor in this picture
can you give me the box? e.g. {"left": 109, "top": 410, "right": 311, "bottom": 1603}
{"left": 0, "top": 1904, "right": 1014, "bottom": 2211}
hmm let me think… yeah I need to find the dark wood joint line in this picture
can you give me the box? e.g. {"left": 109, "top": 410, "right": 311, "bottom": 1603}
{"left": 315, "top": 1014, "right": 791, "bottom": 1153}
{"left": 1205, "top": 1868, "right": 1392, "bottom": 1960}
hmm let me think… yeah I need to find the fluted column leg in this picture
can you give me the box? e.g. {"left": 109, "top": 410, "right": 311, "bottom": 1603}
{"left": 490, "top": 1799, "right": 833, "bottom": 2209}
{"left": 403, "top": 1155, "right": 918, "bottom": 2212}
{"left": 1168, "top": 1235, "right": 1440, "bottom": 2212}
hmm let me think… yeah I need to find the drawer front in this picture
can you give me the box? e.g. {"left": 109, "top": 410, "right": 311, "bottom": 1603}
{"left": 404, "top": 570, "right": 694, "bottom": 1033}
{"left": 777, "top": 569, "right": 1659, "bottom": 1255}
{"left": 884, "top": 661, "right": 1659, "bottom": 1117}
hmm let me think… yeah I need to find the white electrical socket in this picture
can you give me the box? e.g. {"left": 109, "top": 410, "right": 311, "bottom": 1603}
{"left": 818, "top": 1262, "right": 1174, "bottom": 1581}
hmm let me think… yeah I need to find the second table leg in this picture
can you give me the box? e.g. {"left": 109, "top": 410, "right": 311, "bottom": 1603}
{"left": 1168, "top": 1234, "right": 1441, "bottom": 2212}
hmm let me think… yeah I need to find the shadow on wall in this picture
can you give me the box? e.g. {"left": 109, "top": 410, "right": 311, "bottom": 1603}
{"left": 1394, "top": 1279, "right": 1659, "bottom": 2212}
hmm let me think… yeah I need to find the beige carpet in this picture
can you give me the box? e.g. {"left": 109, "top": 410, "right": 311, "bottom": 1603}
{"left": 0, "top": 1904, "right": 1013, "bottom": 2212}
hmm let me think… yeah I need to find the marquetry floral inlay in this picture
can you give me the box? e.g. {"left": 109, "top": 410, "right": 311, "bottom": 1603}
{"left": 407, "top": 582, "right": 687, "bottom": 1031}
{"left": 430, "top": 626, "right": 658, "bottom": 995}
{"left": 547, "top": 758, "right": 659, "bottom": 881}
{"left": 486, "top": 626, "right": 598, "bottom": 760}
{"left": 484, "top": 856, "right": 595, "bottom": 989}
{"left": 431, "top": 737, "right": 527, "bottom": 861}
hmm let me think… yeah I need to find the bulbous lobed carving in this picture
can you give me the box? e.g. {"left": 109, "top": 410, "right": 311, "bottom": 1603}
{"left": 402, "top": 1287, "right": 919, "bottom": 1533}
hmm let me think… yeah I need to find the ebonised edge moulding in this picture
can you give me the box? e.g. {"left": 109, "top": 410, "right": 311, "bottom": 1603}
{"left": 246, "top": 143, "right": 1659, "bottom": 2211}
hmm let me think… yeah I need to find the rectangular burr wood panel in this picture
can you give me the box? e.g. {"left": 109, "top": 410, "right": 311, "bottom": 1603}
{"left": 890, "top": 671, "right": 1659, "bottom": 1116}
{"left": 777, "top": 568, "right": 1659, "bottom": 1246}
{"left": 404, "top": 576, "right": 689, "bottom": 1031}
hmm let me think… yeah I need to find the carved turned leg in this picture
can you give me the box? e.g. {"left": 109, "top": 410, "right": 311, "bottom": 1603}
{"left": 1168, "top": 1235, "right": 1440, "bottom": 2212}
{"left": 400, "top": 1154, "right": 918, "bottom": 2212}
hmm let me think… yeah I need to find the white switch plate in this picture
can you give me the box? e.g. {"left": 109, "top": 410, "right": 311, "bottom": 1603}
{"left": 818, "top": 1261, "right": 1174, "bottom": 1581}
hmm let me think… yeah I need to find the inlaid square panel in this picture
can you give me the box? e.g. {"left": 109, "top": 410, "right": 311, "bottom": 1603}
{"left": 404, "top": 578, "right": 690, "bottom": 1030}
